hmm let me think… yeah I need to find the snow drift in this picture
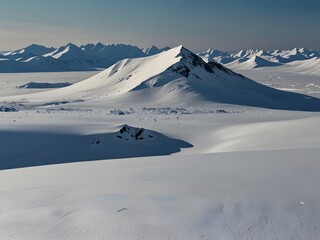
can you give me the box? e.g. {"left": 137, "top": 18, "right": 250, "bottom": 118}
{"left": 0, "top": 124, "right": 192, "bottom": 170}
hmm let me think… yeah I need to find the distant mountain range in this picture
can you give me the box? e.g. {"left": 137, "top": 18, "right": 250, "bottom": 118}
{"left": 0, "top": 43, "right": 319, "bottom": 73}
{"left": 0, "top": 43, "right": 168, "bottom": 73}
{"left": 198, "top": 48, "right": 320, "bottom": 72}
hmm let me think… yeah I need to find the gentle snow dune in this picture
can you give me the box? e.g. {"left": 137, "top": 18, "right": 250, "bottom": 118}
{"left": 210, "top": 116, "right": 320, "bottom": 152}
{"left": 0, "top": 124, "right": 191, "bottom": 170}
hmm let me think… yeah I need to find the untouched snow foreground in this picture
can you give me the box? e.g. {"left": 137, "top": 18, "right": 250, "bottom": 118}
{"left": 1, "top": 150, "right": 319, "bottom": 240}
{"left": 0, "top": 46, "right": 320, "bottom": 239}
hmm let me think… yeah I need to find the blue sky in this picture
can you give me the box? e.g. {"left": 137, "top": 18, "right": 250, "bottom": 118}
{"left": 0, "top": 0, "right": 319, "bottom": 51}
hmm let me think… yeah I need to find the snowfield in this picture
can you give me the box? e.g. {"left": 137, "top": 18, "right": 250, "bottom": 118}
{"left": 0, "top": 46, "right": 319, "bottom": 239}
{"left": 1, "top": 150, "right": 319, "bottom": 240}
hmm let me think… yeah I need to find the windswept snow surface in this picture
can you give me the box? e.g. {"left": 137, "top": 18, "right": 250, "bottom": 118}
{"left": 1, "top": 150, "right": 319, "bottom": 240}
{"left": 0, "top": 45, "right": 320, "bottom": 239}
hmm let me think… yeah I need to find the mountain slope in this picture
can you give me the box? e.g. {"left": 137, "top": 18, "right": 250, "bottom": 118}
{"left": 3, "top": 49, "right": 36, "bottom": 62}
{"left": 0, "top": 58, "right": 28, "bottom": 73}
{"left": 286, "top": 57, "right": 320, "bottom": 75}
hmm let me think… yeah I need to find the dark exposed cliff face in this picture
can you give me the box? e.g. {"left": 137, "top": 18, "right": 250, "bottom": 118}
{"left": 168, "top": 46, "right": 242, "bottom": 79}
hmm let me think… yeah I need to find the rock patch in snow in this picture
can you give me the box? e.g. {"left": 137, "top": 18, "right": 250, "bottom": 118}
{"left": 116, "top": 124, "right": 154, "bottom": 141}
{"left": 18, "top": 82, "right": 72, "bottom": 89}
{"left": 0, "top": 106, "right": 18, "bottom": 112}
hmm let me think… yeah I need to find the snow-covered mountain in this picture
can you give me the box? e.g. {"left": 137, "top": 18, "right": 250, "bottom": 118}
{"left": 204, "top": 48, "right": 319, "bottom": 64}
{"left": 275, "top": 48, "right": 309, "bottom": 63}
{"left": 4, "top": 44, "right": 55, "bottom": 61}
{"left": 44, "top": 43, "right": 100, "bottom": 70}
{"left": 22, "top": 44, "right": 56, "bottom": 56}
{"left": 0, "top": 43, "right": 167, "bottom": 72}
{"left": 1, "top": 44, "right": 319, "bottom": 73}
{"left": 4, "top": 50, "right": 36, "bottom": 62}
{"left": 46, "top": 43, "right": 149, "bottom": 70}
{"left": 197, "top": 47, "right": 320, "bottom": 74}
{"left": 8, "top": 46, "right": 320, "bottom": 111}
{"left": 0, "top": 57, "right": 27, "bottom": 73}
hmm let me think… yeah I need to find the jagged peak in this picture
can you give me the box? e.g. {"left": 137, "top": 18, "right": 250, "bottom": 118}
{"left": 96, "top": 42, "right": 105, "bottom": 47}
{"left": 206, "top": 49, "right": 225, "bottom": 55}
{"left": 143, "top": 45, "right": 161, "bottom": 56}
{"left": 25, "top": 43, "right": 46, "bottom": 49}
{"left": 146, "top": 45, "right": 159, "bottom": 50}
{"left": 166, "top": 45, "right": 237, "bottom": 78}
{"left": 169, "top": 45, "right": 196, "bottom": 57}
{"left": 65, "top": 43, "right": 80, "bottom": 50}
{"left": 81, "top": 43, "right": 94, "bottom": 48}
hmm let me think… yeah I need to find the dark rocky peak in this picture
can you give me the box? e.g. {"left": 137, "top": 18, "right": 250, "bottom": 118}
{"left": 116, "top": 124, "right": 154, "bottom": 141}
{"left": 170, "top": 46, "right": 215, "bottom": 77}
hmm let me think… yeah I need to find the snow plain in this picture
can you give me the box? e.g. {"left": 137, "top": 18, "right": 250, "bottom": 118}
{"left": 0, "top": 46, "right": 319, "bottom": 239}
